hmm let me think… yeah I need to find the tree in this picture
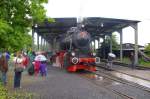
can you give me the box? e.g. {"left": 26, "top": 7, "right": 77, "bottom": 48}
{"left": 101, "top": 34, "right": 119, "bottom": 50}
{"left": 99, "top": 34, "right": 119, "bottom": 58}
{"left": 145, "top": 43, "right": 150, "bottom": 51}
{"left": 145, "top": 43, "right": 150, "bottom": 56}
{"left": 0, "top": 0, "right": 52, "bottom": 52}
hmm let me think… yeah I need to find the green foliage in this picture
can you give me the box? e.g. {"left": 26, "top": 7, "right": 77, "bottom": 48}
{"left": 112, "top": 35, "right": 119, "bottom": 50}
{"left": 101, "top": 34, "right": 119, "bottom": 50}
{"left": 122, "top": 57, "right": 131, "bottom": 64}
{"left": 139, "top": 58, "right": 150, "bottom": 67}
{"left": 8, "top": 92, "right": 34, "bottom": 99}
{"left": 122, "top": 57, "right": 150, "bottom": 67}
{"left": 0, "top": 0, "right": 51, "bottom": 52}
{"left": 145, "top": 43, "right": 150, "bottom": 51}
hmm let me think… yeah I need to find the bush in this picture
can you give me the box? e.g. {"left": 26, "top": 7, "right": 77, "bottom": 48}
{"left": 139, "top": 58, "right": 150, "bottom": 67}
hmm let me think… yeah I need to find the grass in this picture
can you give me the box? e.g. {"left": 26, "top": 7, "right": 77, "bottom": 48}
{"left": 139, "top": 58, "right": 150, "bottom": 67}
{"left": 0, "top": 82, "right": 8, "bottom": 99}
{"left": 122, "top": 57, "right": 131, "bottom": 64}
{"left": 0, "top": 79, "right": 34, "bottom": 99}
{"left": 118, "top": 57, "right": 150, "bottom": 67}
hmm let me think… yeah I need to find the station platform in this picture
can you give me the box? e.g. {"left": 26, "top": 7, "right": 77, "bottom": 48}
{"left": 13, "top": 65, "right": 126, "bottom": 99}
{"left": 97, "top": 62, "right": 150, "bottom": 81}
{"left": 110, "top": 64, "right": 150, "bottom": 81}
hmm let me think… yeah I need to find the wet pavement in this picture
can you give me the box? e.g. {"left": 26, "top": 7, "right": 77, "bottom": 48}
{"left": 19, "top": 66, "right": 125, "bottom": 99}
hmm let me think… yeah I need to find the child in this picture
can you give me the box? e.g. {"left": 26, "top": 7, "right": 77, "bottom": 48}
{"left": 34, "top": 61, "right": 40, "bottom": 76}
{"left": 40, "top": 61, "right": 47, "bottom": 76}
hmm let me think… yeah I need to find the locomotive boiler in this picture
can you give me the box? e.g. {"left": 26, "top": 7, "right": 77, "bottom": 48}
{"left": 58, "top": 26, "right": 100, "bottom": 72}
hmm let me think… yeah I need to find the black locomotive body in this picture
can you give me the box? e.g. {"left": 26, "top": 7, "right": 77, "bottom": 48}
{"left": 58, "top": 27, "right": 100, "bottom": 72}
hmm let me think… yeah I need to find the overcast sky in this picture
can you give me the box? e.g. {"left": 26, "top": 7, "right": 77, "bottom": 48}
{"left": 44, "top": 0, "right": 150, "bottom": 46}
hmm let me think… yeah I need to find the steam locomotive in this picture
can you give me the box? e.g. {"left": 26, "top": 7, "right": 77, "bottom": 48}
{"left": 58, "top": 26, "right": 100, "bottom": 72}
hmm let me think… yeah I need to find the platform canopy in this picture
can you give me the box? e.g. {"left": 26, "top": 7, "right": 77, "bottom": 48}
{"left": 33, "top": 17, "right": 139, "bottom": 42}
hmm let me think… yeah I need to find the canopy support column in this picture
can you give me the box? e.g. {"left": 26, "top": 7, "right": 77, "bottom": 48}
{"left": 32, "top": 27, "right": 35, "bottom": 51}
{"left": 53, "top": 37, "right": 57, "bottom": 53}
{"left": 118, "top": 29, "right": 123, "bottom": 62}
{"left": 98, "top": 37, "right": 100, "bottom": 49}
{"left": 103, "top": 36, "right": 106, "bottom": 59}
{"left": 43, "top": 39, "right": 46, "bottom": 51}
{"left": 40, "top": 36, "right": 43, "bottom": 50}
{"left": 37, "top": 34, "right": 39, "bottom": 51}
{"left": 94, "top": 39, "right": 96, "bottom": 51}
{"left": 131, "top": 23, "right": 139, "bottom": 65}
{"left": 110, "top": 33, "right": 112, "bottom": 53}
{"left": 45, "top": 41, "right": 48, "bottom": 51}
{"left": 46, "top": 42, "right": 49, "bottom": 51}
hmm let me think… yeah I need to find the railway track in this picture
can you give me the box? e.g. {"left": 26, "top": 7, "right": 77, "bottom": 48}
{"left": 97, "top": 68, "right": 150, "bottom": 92}
{"left": 77, "top": 65, "right": 150, "bottom": 99}
{"left": 101, "top": 60, "right": 150, "bottom": 70}
{"left": 96, "top": 63, "right": 150, "bottom": 90}
{"left": 78, "top": 72, "right": 134, "bottom": 99}
{"left": 80, "top": 73, "right": 135, "bottom": 99}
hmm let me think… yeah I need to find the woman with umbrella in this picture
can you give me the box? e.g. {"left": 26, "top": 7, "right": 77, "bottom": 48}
{"left": 34, "top": 54, "right": 47, "bottom": 76}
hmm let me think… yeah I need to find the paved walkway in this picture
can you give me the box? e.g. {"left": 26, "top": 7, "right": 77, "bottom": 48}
{"left": 15, "top": 66, "right": 124, "bottom": 99}
{"left": 6, "top": 64, "right": 150, "bottom": 99}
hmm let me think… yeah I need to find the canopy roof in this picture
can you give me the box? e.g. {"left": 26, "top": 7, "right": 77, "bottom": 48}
{"left": 34, "top": 17, "right": 139, "bottom": 42}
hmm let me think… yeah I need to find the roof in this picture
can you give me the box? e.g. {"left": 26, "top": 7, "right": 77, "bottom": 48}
{"left": 33, "top": 17, "right": 140, "bottom": 42}
{"left": 120, "top": 43, "right": 144, "bottom": 50}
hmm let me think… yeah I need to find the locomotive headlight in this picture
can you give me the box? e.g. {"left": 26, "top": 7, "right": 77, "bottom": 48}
{"left": 72, "top": 57, "right": 79, "bottom": 64}
{"left": 81, "top": 24, "right": 84, "bottom": 28}
{"left": 71, "top": 52, "right": 75, "bottom": 56}
{"left": 92, "top": 52, "right": 96, "bottom": 56}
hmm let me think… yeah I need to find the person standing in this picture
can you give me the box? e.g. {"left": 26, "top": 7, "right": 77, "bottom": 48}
{"left": 107, "top": 53, "right": 116, "bottom": 69}
{"left": 129, "top": 52, "right": 135, "bottom": 69}
{"left": 40, "top": 61, "right": 47, "bottom": 77}
{"left": 13, "top": 53, "right": 24, "bottom": 88}
{"left": 27, "top": 51, "right": 36, "bottom": 75}
{"left": 5, "top": 52, "right": 10, "bottom": 61}
{"left": 0, "top": 54, "right": 8, "bottom": 85}
{"left": 34, "top": 60, "right": 40, "bottom": 76}
{"left": 22, "top": 53, "right": 29, "bottom": 69}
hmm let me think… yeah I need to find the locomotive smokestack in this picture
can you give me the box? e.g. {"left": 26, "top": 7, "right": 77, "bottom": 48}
{"left": 77, "top": 17, "right": 84, "bottom": 23}
{"left": 77, "top": 17, "right": 85, "bottom": 30}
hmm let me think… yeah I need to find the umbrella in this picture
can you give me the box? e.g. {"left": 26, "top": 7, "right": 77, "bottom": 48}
{"left": 108, "top": 53, "right": 116, "bottom": 58}
{"left": 34, "top": 54, "right": 47, "bottom": 61}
